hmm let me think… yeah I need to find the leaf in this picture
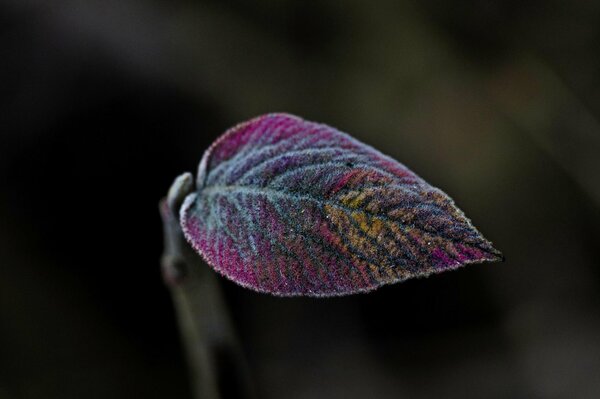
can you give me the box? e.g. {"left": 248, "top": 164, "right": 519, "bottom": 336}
{"left": 180, "top": 113, "right": 502, "bottom": 296}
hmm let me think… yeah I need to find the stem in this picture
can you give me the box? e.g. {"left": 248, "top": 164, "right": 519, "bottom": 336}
{"left": 160, "top": 173, "right": 254, "bottom": 399}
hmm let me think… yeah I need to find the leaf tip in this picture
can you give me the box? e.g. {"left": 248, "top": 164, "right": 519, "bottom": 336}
{"left": 490, "top": 247, "right": 505, "bottom": 263}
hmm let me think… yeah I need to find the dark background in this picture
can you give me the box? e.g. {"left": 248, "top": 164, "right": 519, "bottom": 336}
{"left": 2, "top": 1, "right": 600, "bottom": 398}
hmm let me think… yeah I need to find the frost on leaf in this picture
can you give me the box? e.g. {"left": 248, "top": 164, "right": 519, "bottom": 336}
{"left": 180, "top": 113, "right": 502, "bottom": 296}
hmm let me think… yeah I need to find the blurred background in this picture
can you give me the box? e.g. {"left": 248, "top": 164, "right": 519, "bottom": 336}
{"left": 1, "top": 0, "right": 600, "bottom": 398}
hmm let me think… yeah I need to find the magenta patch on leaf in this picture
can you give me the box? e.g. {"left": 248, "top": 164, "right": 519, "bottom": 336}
{"left": 180, "top": 113, "right": 502, "bottom": 296}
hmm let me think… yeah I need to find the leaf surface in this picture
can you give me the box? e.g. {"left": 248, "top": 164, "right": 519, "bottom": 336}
{"left": 180, "top": 113, "right": 502, "bottom": 296}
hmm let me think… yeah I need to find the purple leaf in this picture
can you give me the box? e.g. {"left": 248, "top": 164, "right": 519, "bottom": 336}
{"left": 180, "top": 113, "right": 502, "bottom": 296}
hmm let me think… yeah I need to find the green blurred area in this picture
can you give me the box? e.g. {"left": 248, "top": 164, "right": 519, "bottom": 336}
{"left": 1, "top": 0, "right": 599, "bottom": 398}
